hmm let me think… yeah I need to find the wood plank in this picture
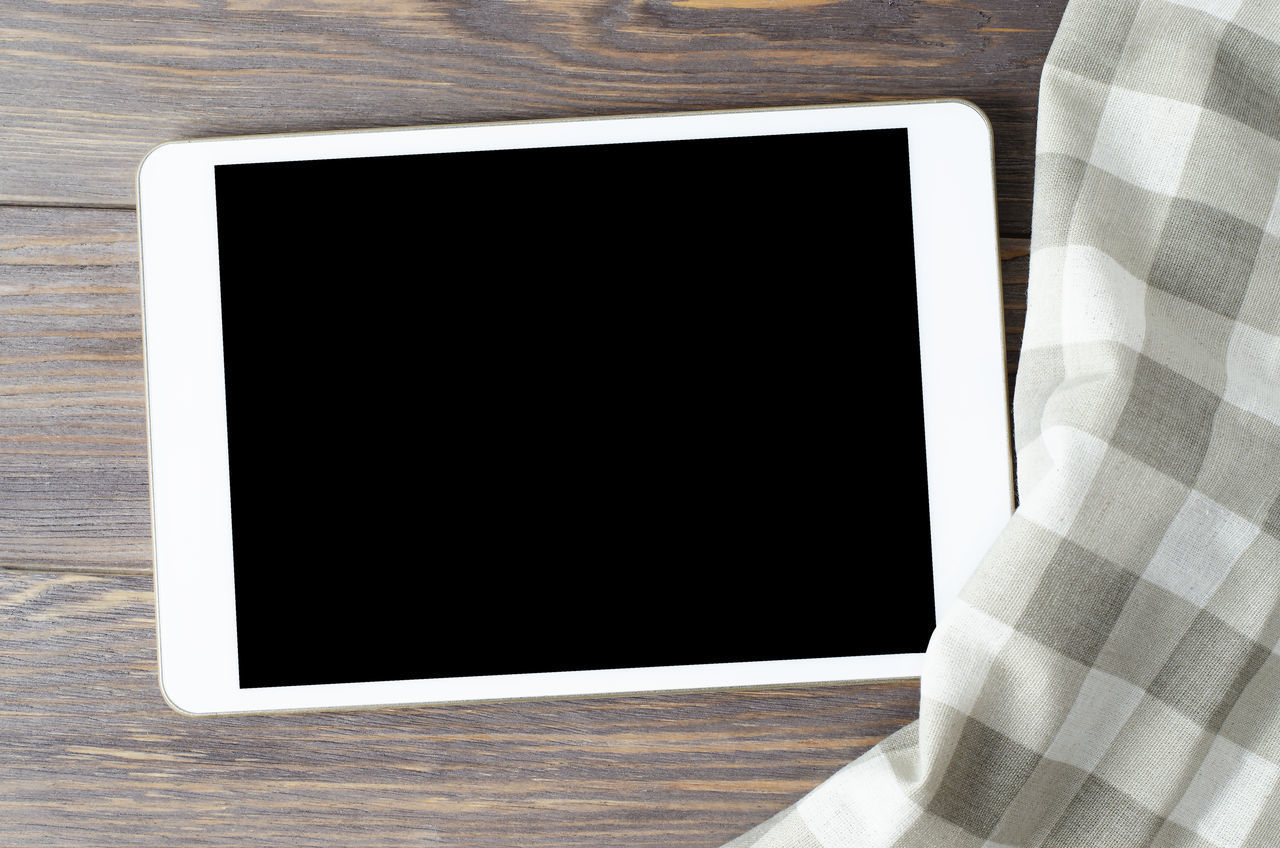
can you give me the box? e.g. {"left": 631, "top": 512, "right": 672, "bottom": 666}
{"left": 0, "top": 568, "right": 919, "bottom": 847}
{"left": 0, "top": 0, "right": 1066, "bottom": 234}
{"left": 1003, "top": 237, "right": 1029, "bottom": 389}
{"left": 0, "top": 207, "right": 150, "bottom": 571}
{"left": 0, "top": 206, "right": 1029, "bottom": 572}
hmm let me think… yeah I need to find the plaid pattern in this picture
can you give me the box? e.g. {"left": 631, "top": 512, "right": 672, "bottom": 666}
{"left": 724, "top": 1, "right": 1280, "bottom": 846}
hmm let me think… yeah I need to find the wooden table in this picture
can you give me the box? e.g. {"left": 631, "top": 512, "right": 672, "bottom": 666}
{"left": 0, "top": 2, "right": 1061, "bottom": 844}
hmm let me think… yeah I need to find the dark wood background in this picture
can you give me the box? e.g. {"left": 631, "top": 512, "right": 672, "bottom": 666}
{"left": 0, "top": 1, "right": 1062, "bottom": 844}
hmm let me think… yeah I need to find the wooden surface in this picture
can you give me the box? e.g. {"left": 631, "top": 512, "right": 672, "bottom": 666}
{"left": 0, "top": 1, "right": 1058, "bottom": 845}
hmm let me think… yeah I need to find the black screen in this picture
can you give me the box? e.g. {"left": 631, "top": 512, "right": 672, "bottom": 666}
{"left": 214, "top": 126, "right": 932, "bottom": 689}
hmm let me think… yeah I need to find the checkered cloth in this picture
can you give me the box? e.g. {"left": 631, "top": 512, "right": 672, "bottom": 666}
{"left": 725, "top": 1, "right": 1280, "bottom": 846}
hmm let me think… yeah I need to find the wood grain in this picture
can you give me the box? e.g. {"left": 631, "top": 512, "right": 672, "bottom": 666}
{"left": 0, "top": 0, "right": 1066, "bottom": 234}
{"left": 1003, "top": 236, "right": 1029, "bottom": 385}
{"left": 0, "top": 207, "right": 149, "bottom": 572}
{"left": 0, "top": 568, "right": 919, "bottom": 847}
{"left": 0, "top": 205, "right": 1030, "bottom": 572}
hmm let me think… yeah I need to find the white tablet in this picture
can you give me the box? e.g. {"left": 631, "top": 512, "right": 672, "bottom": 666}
{"left": 138, "top": 99, "right": 1013, "bottom": 716}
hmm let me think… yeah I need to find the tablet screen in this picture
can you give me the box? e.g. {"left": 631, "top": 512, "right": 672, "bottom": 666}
{"left": 214, "top": 127, "right": 932, "bottom": 689}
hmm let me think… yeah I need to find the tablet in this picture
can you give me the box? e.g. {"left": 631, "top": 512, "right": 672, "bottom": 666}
{"left": 138, "top": 99, "right": 1013, "bottom": 716}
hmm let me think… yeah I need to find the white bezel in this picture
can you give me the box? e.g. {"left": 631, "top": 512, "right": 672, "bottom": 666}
{"left": 138, "top": 100, "right": 1013, "bottom": 716}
